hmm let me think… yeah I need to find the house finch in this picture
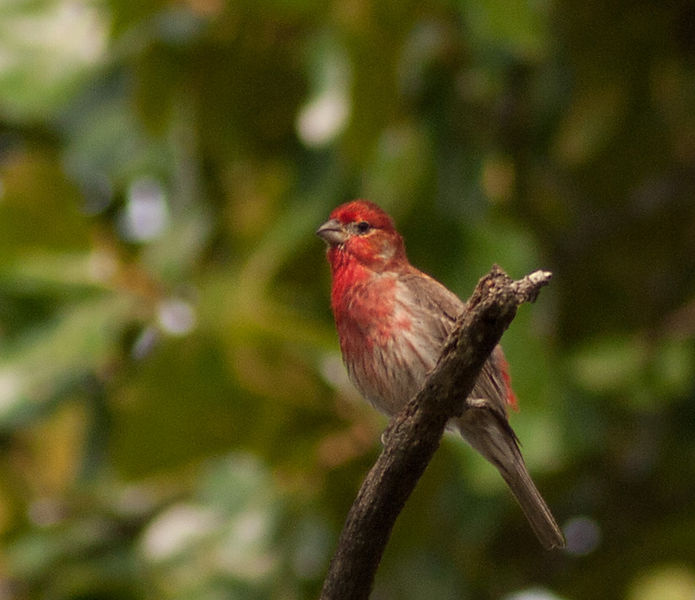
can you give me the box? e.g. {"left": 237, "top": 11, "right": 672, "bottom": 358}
{"left": 317, "top": 200, "right": 565, "bottom": 550}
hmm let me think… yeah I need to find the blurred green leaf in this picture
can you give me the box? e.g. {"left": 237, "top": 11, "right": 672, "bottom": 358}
{"left": 460, "top": 0, "right": 551, "bottom": 61}
{"left": 0, "top": 0, "right": 108, "bottom": 120}
{"left": 571, "top": 335, "right": 647, "bottom": 396}
{"left": 0, "top": 294, "right": 132, "bottom": 428}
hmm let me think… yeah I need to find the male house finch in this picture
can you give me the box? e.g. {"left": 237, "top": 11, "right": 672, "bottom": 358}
{"left": 317, "top": 200, "right": 565, "bottom": 550}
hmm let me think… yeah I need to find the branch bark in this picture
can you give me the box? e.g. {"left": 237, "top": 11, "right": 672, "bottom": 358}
{"left": 319, "top": 265, "right": 553, "bottom": 600}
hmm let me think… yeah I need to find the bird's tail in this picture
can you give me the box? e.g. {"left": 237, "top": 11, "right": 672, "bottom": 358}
{"left": 497, "top": 453, "right": 565, "bottom": 550}
{"left": 454, "top": 405, "right": 565, "bottom": 550}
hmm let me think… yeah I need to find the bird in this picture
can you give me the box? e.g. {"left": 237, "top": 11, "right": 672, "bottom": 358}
{"left": 316, "top": 199, "right": 565, "bottom": 550}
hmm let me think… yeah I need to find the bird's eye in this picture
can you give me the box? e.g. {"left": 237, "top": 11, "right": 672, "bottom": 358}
{"left": 355, "top": 221, "right": 371, "bottom": 234}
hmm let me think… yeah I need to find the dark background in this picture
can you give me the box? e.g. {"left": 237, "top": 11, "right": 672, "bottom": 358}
{"left": 1, "top": 0, "right": 694, "bottom": 598}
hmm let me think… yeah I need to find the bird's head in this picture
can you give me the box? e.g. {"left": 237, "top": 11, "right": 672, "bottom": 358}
{"left": 316, "top": 200, "right": 406, "bottom": 272}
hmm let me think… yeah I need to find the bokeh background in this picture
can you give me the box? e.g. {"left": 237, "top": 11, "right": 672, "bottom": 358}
{"left": 1, "top": 0, "right": 695, "bottom": 598}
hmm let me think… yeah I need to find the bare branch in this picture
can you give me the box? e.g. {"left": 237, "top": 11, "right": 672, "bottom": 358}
{"left": 319, "top": 265, "right": 552, "bottom": 600}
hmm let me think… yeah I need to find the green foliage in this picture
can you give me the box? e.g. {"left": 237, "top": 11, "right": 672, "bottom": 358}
{"left": 1, "top": 0, "right": 695, "bottom": 598}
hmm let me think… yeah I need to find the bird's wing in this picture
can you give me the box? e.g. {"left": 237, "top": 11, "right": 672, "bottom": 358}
{"left": 397, "top": 269, "right": 463, "bottom": 339}
{"left": 398, "top": 269, "right": 513, "bottom": 418}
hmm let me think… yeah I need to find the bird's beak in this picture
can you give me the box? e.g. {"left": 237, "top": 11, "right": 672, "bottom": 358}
{"left": 316, "top": 218, "right": 348, "bottom": 245}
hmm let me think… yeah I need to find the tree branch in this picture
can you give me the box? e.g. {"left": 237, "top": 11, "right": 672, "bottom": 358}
{"left": 319, "top": 265, "right": 553, "bottom": 600}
